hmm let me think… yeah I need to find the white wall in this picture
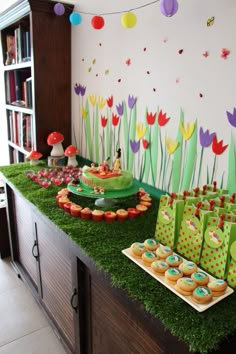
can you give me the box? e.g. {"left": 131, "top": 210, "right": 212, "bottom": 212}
{"left": 71, "top": 0, "right": 236, "bottom": 191}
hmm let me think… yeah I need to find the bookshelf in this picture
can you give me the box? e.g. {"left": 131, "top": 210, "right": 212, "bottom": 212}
{"left": 0, "top": 0, "right": 74, "bottom": 163}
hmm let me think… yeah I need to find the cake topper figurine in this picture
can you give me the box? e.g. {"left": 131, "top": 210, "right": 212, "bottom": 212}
{"left": 113, "top": 148, "right": 121, "bottom": 172}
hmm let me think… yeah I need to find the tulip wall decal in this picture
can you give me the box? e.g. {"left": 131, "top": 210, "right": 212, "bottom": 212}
{"left": 197, "top": 128, "right": 216, "bottom": 186}
{"left": 160, "top": 0, "right": 179, "bottom": 17}
{"left": 211, "top": 135, "right": 228, "bottom": 183}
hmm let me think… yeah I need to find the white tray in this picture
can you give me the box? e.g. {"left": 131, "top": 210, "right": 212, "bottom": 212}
{"left": 122, "top": 247, "right": 234, "bottom": 312}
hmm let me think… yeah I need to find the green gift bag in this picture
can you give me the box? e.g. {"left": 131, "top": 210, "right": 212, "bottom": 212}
{"left": 200, "top": 215, "right": 236, "bottom": 279}
{"left": 155, "top": 194, "right": 184, "bottom": 249}
{"left": 176, "top": 203, "right": 215, "bottom": 264}
{"left": 227, "top": 241, "right": 236, "bottom": 288}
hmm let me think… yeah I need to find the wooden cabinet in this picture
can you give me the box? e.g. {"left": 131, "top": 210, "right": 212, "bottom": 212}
{"left": 6, "top": 184, "right": 79, "bottom": 353}
{"left": 0, "top": 0, "right": 73, "bottom": 163}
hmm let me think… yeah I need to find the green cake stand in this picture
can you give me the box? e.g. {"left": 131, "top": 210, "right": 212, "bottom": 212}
{"left": 67, "top": 181, "right": 140, "bottom": 207}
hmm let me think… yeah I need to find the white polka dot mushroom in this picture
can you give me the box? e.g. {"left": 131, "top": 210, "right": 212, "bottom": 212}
{"left": 47, "top": 131, "right": 64, "bottom": 157}
{"left": 64, "top": 145, "right": 79, "bottom": 167}
{"left": 27, "top": 150, "right": 43, "bottom": 165}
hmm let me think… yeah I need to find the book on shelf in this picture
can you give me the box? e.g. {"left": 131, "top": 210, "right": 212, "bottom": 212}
{"left": 9, "top": 70, "right": 31, "bottom": 106}
{"left": 22, "top": 30, "right": 31, "bottom": 62}
{"left": 5, "top": 34, "right": 15, "bottom": 65}
{"left": 25, "top": 114, "right": 33, "bottom": 149}
{"left": 25, "top": 77, "right": 32, "bottom": 107}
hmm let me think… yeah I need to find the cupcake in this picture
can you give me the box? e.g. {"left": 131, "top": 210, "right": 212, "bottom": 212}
{"left": 104, "top": 211, "right": 117, "bottom": 222}
{"left": 58, "top": 196, "right": 70, "bottom": 209}
{"left": 92, "top": 209, "right": 104, "bottom": 221}
{"left": 127, "top": 208, "right": 140, "bottom": 219}
{"left": 80, "top": 207, "right": 92, "bottom": 220}
{"left": 116, "top": 209, "right": 128, "bottom": 221}
{"left": 131, "top": 242, "right": 146, "bottom": 257}
{"left": 144, "top": 238, "right": 159, "bottom": 251}
{"left": 63, "top": 201, "right": 73, "bottom": 213}
{"left": 70, "top": 204, "right": 82, "bottom": 217}
{"left": 136, "top": 204, "right": 148, "bottom": 214}
{"left": 156, "top": 245, "right": 173, "bottom": 259}
{"left": 140, "top": 195, "right": 152, "bottom": 202}
{"left": 142, "top": 251, "right": 159, "bottom": 266}
{"left": 140, "top": 201, "right": 152, "bottom": 208}
{"left": 166, "top": 254, "right": 183, "bottom": 267}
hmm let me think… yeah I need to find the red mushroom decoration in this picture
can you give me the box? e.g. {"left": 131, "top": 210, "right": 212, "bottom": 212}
{"left": 64, "top": 145, "right": 79, "bottom": 167}
{"left": 47, "top": 131, "right": 64, "bottom": 157}
{"left": 26, "top": 150, "right": 43, "bottom": 165}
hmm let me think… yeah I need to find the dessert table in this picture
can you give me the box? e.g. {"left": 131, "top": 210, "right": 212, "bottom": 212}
{"left": 1, "top": 160, "right": 236, "bottom": 354}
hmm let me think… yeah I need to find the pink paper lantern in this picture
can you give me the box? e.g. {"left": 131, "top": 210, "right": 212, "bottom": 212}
{"left": 160, "top": 0, "right": 178, "bottom": 17}
{"left": 91, "top": 16, "right": 105, "bottom": 30}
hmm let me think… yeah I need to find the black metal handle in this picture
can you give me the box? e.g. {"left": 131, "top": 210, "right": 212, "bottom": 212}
{"left": 32, "top": 240, "right": 38, "bottom": 260}
{"left": 70, "top": 288, "right": 78, "bottom": 312}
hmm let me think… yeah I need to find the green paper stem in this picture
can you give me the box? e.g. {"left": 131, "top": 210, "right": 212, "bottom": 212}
{"left": 227, "top": 133, "right": 236, "bottom": 194}
{"left": 181, "top": 120, "right": 197, "bottom": 192}
{"left": 85, "top": 99, "right": 92, "bottom": 161}
{"left": 220, "top": 171, "right": 225, "bottom": 188}
{"left": 123, "top": 102, "right": 129, "bottom": 169}
{"left": 158, "top": 129, "right": 163, "bottom": 187}
{"left": 172, "top": 109, "right": 184, "bottom": 193}
{"left": 211, "top": 154, "right": 217, "bottom": 184}
{"left": 197, "top": 147, "right": 204, "bottom": 186}
{"left": 128, "top": 104, "right": 137, "bottom": 171}
{"left": 149, "top": 128, "right": 155, "bottom": 186}
{"left": 207, "top": 165, "right": 209, "bottom": 184}
{"left": 167, "top": 159, "right": 173, "bottom": 192}
{"left": 105, "top": 110, "right": 110, "bottom": 161}
{"left": 95, "top": 104, "right": 99, "bottom": 163}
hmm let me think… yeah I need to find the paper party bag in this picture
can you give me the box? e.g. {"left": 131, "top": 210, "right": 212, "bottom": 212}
{"left": 155, "top": 194, "right": 184, "bottom": 249}
{"left": 176, "top": 204, "right": 215, "bottom": 264}
{"left": 200, "top": 215, "right": 236, "bottom": 279}
{"left": 227, "top": 241, "right": 236, "bottom": 288}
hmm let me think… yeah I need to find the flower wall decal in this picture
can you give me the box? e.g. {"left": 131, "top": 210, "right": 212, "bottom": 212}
{"left": 226, "top": 107, "right": 236, "bottom": 128}
{"left": 74, "top": 88, "right": 232, "bottom": 192}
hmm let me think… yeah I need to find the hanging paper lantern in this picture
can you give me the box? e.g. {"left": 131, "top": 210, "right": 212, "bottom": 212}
{"left": 160, "top": 0, "right": 179, "bottom": 17}
{"left": 53, "top": 3, "right": 65, "bottom": 16}
{"left": 91, "top": 16, "right": 105, "bottom": 30}
{"left": 69, "top": 12, "right": 82, "bottom": 25}
{"left": 121, "top": 12, "right": 137, "bottom": 28}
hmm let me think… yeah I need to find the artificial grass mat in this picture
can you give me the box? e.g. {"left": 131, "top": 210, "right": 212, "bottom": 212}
{"left": 1, "top": 161, "right": 236, "bottom": 354}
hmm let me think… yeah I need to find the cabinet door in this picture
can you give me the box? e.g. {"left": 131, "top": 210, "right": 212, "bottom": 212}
{"left": 34, "top": 214, "right": 76, "bottom": 352}
{"left": 12, "top": 192, "right": 39, "bottom": 292}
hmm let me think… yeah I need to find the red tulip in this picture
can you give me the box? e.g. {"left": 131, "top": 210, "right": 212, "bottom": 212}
{"left": 158, "top": 110, "right": 170, "bottom": 126}
{"left": 107, "top": 95, "right": 113, "bottom": 108}
{"left": 146, "top": 112, "right": 156, "bottom": 125}
{"left": 212, "top": 136, "right": 228, "bottom": 155}
{"left": 142, "top": 139, "right": 149, "bottom": 149}
{"left": 112, "top": 113, "right": 119, "bottom": 126}
{"left": 101, "top": 115, "right": 107, "bottom": 128}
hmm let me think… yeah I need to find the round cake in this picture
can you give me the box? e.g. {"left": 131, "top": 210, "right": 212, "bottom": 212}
{"left": 81, "top": 166, "right": 133, "bottom": 191}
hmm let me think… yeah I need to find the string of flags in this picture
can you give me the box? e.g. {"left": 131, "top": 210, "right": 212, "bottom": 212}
{"left": 53, "top": 0, "right": 179, "bottom": 29}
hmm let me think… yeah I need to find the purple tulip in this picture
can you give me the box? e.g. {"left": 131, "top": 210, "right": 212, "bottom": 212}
{"left": 226, "top": 107, "right": 236, "bottom": 128}
{"left": 160, "top": 0, "right": 178, "bottom": 17}
{"left": 130, "top": 139, "right": 140, "bottom": 154}
{"left": 74, "top": 83, "right": 81, "bottom": 95}
{"left": 116, "top": 102, "right": 124, "bottom": 116}
{"left": 128, "top": 95, "right": 137, "bottom": 109}
{"left": 80, "top": 85, "right": 86, "bottom": 96}
{"left": 199, "top": 127, "right": 215, "bottom": 148}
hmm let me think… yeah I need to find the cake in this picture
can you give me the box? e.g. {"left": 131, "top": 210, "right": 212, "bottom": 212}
{"left": 81, "top": 165, "right": 133, "bottom": 191}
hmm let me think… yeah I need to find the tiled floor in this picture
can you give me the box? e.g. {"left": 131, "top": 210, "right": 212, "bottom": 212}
{"left": 0, "top": 257, "right": 68, "bottom": 354}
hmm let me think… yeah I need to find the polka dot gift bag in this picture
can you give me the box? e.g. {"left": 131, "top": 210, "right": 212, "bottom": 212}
{"left": 227, "top": 241, "right": 236, "bottom": 288}
{"left": 176, "top": 202, "right": 215, "bottom": 264}
{"left": 200, "top": 213, "right": 236, "bottom": 279}
{"left": 155, "top": 193, "right": 184, "bottom": 249}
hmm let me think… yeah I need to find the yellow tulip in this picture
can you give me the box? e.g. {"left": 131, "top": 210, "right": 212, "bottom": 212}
{"left": 81, "top": 106, "right": 87, "bottom": 119}
{"left": 179, "top": 121, "right": 195, "bottom": 140}
{"left": 88, "top": 95, "right": 97, "bottom": 107}
{"left": 136, "top": 122, "right": 147, "bottom": 140}
{"left": 165, "top": 137, "right": 179, "bottom": 155}
{"left": 98, "top": 96, "right": 106, "bottom": 110}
